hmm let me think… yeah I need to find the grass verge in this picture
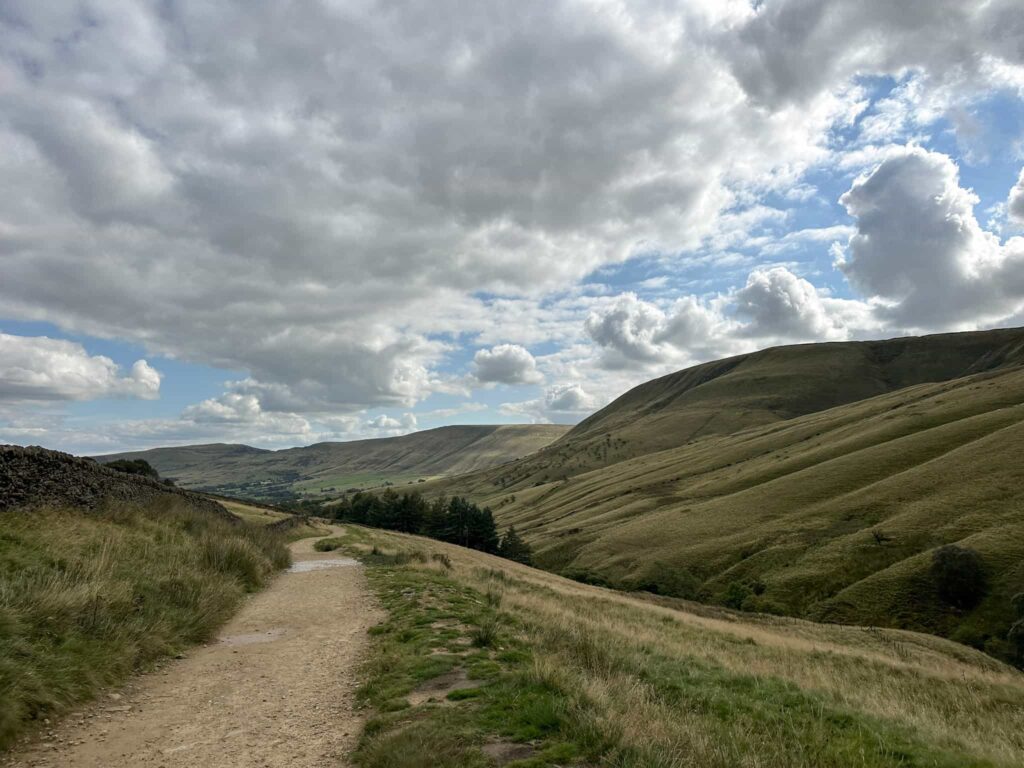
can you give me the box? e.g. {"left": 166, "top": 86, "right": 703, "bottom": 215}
{"left": 338, "top": 526, "right": 1024, "bottom": 768}
{"left": 0, "top": 499, "right": 290, "bottom": 749}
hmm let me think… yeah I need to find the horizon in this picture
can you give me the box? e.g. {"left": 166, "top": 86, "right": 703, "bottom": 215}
{"left": 3, "top": 1, "right": 1024, "bottom": 455}
{"left": 73, "top": 323, "right": 1024, "bottom": 456}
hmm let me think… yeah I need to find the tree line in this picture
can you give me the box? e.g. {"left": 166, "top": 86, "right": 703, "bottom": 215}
{"left": 321, "top": 489, "right": 532, "bottom": 564}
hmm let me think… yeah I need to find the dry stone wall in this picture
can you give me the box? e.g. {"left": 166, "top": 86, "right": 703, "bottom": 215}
{"left": 0, "top": 444, "right": 235, "bottom": 521}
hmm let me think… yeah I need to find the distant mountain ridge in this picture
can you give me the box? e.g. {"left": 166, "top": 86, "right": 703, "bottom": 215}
{"left": 95, "top": 424, "right": 569, "bottom": 501}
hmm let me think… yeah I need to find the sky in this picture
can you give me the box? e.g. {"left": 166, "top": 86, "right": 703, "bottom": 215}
{"left": 2, "top": 0, "right": 1024, "bottom": 455}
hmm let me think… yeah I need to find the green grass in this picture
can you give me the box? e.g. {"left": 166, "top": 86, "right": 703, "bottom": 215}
{"left": 0, "top": 499, "right": 290, "bottom": 749}
{"left": 351, "top": 549, "right": 590, "bottom": 767}
{"left": 339, "top": 526, "right": 1024, "bottom": 768}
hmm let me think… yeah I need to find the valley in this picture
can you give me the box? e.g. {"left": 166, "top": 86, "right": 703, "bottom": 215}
{"left": 95, "top": 425, "right": 569, "bottom": 502}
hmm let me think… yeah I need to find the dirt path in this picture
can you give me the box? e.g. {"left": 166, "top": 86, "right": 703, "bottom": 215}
{"left": 5, "top": 526, "right": 383, "bottom": 768}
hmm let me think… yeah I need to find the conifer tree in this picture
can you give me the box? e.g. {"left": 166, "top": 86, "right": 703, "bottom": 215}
{"left": 498, "top": 525, "right": 532, "bottom": 564}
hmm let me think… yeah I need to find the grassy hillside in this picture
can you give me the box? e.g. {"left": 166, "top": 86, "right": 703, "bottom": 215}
{"left": 329, "top": 525, "right": 1024, "bottom": 767}
{"left": 96, "top": 425, "right": 569, "bottom": 501}
{"left": 0, "top": 498, "right": 290, "bottom": 749}
{"left": 421, "top": 329, "right": 1024, "bottom": 662}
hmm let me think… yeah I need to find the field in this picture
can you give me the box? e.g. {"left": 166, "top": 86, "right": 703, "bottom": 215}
{"left": 0, "top": 499, "right": 291, "bottom": 749}
{"left": 327, "top": 525, "right": 1024, "bottom": 767}
{"left": 291, "top": 471, "right": 428, "bottom": 496}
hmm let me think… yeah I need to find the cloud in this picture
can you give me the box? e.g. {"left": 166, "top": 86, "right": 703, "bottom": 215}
{"left": 585, "top": 294, "right": 677, "bottom": 367}
{"left": 365, "top": 413, "right": 419, "bottom": 435}
{"left": 719, "top": 0, "right": 1024, "bottom": 107}
{"left": 584, "top": 290, "right": 750, "bottom": 370}
{"left": 1009, "top": 168, "right": 1024, "bottom": 224}
{"left": 734, "top": 267, "right": 846, "bottom": 339}
{"left": 181, "top": 392, "right": 311, "bottom": 435}
{"left": 0, "top": 0, "right": 944, "bottom": 413}
{"left": 0, "top": 333, "right": 160, "bottom": 402}
{"left": 501, "top": 383, "right": 596, "bottom": 423}
{"left": 837, "top": 146, "right": 1024, "bottom": 327}
{"left": 472, "top": 344, "right": 543, "bottom": 385}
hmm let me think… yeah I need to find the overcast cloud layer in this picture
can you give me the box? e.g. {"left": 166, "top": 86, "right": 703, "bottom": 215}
{"left": 1, "top": 0, "right": 1024, "bottom": 452}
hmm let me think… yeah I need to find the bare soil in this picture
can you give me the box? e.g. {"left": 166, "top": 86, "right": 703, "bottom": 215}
{"left": 4, "top": 526, "right": 382, "bottom": 768}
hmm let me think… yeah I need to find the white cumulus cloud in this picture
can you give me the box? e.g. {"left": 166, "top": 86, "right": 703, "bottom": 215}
{"left": 0, "top": 333, "right": 160, "bottom": 402}
{"left": 473, "top": 345, "right": 543, "bottom": 385}
{"left": 1008, "top": 168, "right": 1024, "bottom": 224}
{"left": 837, "top": 146, "right": 1024, "bottom": 328}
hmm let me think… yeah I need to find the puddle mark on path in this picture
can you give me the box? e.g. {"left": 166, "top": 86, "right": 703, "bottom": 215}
{"left": 288, "top": 558, "right": 360, "bottom": 573}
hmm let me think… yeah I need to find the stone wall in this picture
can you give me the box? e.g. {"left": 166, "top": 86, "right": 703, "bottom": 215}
{"left": 0, "top": 444, "right": 235, "bottom": 521}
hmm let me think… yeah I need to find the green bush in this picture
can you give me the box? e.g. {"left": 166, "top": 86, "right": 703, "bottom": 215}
{"left": 931, "top": 545, "right": 988, "bottom": 610}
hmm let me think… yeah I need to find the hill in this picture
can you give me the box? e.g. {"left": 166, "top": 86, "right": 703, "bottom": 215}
{"left": 420, "top": 328, "right": 1024, "bottom": 663}
{"left": 95, "top": 424, "right": 569, "bottom": 501}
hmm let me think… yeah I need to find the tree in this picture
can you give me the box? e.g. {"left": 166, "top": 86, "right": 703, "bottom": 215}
{"left": 394, "top": 493, "right": 427, "bottom": 533}
{"left": 931, "top": 545, "right": 988, "bottom": 610}
{"left": 498, "top": 525, "right": 532, "bottom": 565}
{"left": 423, "top": 496, "right": 449, "bottom": 539}
{"left": 468, "top": 506, "right": 499, "bottom": 554}
{"left": 443, "top": 497, "right": 476, "bottom": 548}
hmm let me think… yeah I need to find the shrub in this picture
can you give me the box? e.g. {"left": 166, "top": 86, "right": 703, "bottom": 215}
{"left": 723, "top": 581, "right": 752, "bottom": 610}
{"left": 105, "top": 459, "right": 160, "bottom": 480}
{"left": 471, "top": 615, "right": 500, "bottom": 648}
{"left": 931, "top": 545, "right": 988, "bottom": 610}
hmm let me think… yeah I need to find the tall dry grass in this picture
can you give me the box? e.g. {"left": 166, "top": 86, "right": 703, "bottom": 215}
{"left": 0, "top": 499, "right": 290, "bottom": 749}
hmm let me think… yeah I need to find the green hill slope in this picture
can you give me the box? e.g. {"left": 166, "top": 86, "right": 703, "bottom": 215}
{"left": 423, "top": 329, "right": 1024, "bottom": 662}
{"left": 96, "top": 424, "right": 569, "bottom": 501}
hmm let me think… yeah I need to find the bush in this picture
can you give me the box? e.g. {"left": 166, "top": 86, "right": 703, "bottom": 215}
{"left": 471, "top": 615, "right": 500, "bottom": 648}
{"left": 931, "top": 545, "right": 988, "bottom": 610}
{"left": 723, "top": 581, "right": 752, "bottom": 610}
{"left": 105, "top": 459, "right": 160, "bottom": 480}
